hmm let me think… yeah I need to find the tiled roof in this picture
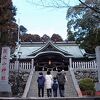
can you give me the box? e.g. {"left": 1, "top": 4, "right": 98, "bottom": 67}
{"left": 13, "top": 41, "right": 84, "bottom": 59}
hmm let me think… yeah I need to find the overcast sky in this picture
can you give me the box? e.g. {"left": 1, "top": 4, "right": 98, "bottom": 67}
{"left": 13, "top": 0, "right": 79, "bottom": 40}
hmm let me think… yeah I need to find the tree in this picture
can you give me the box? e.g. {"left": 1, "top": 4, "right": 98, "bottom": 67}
{"left": 67, "top": 31, "right": 75, "bottom": 41}
{"left": 78, "top": 0, "right": 100, "bottom": 15}
{"left": 41, "top": 34, "right": 50, "bottom": 42}
{"left": 66, "top": 0, "right": 100, "bottom": 53}
{"left": 28, "top": 0, "right": 71, "bottom": 8}
{"left": 15, "top": 0, "right": 100, "bottom": 53}
{"left": 29, "top": 0, "right": 100, "bottom": 15}
{"left": 51, "top": 33, "right": 63, "bottom": 42}
{"left": 21, "top": 34, "right": 41, "bottom": 42}
{"left": 0, "top": 0, "right": 17, "bottom": 46}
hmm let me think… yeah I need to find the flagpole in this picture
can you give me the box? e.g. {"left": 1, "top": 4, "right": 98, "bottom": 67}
{"left": 18, "top": 18, "right": 20, "bottom": 45}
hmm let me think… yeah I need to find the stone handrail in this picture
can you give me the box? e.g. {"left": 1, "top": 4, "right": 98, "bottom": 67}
{"left": 22, "top": 68, "right": 35, "bottom": 98}
{"left": 69, "top": 68, "right": 82, "bottom": 97}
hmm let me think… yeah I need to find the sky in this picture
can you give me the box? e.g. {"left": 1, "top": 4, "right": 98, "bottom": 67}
{"left": 12, "top": 0, "right": 79, "bottom": 40}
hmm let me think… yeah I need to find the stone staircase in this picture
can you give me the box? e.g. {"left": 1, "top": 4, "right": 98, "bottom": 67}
{"left": 27, "top": 71, "right": 78, "bottom": 97}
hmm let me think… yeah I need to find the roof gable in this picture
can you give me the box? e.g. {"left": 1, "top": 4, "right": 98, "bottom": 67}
{"left": 28, "top": 41, "right": 72, "bottom": 56}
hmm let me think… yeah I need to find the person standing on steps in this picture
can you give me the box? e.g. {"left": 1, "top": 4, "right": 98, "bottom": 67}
{"left": 56, "top": 69, "right": 66, "bottom": 97}
{"left": 37, "top": 72, "right": 45, "bottom": 97}
{"left": 45, "top": 70, "right": 53, "bottom": 97}
{"left": 52, "top": 77, "right": 58, "bottom": 97}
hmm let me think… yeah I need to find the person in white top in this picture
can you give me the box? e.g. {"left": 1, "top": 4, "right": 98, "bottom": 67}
{"left": 45, "top": 70, "right": 53, "bottom": 97}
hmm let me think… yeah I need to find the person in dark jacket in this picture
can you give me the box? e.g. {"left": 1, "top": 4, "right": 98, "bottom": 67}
{"left": 37, "top": 72, "right": 45, "bottom": 97}
{"left": 56, "top": 69, "right": 66, "bottom": 97}
{"left": 52, "top": 77, "right": 58, "bottom": 97}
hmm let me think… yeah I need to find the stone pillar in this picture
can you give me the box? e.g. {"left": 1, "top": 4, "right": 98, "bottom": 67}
{"left": 69, "top": 58, "right": 72, "bottom": 69}
{"left": 95, "top": 46, "right": 100, "bottom": 82}
{"left": 0, "top": 47, "right": 11, "bottom": 97}
{"left": 95, "top": 46, "right": 100, "bottom": 92}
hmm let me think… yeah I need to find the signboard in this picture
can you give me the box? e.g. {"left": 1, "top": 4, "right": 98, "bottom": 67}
{"left": 0, "top": 47, "right": 10, "bottom": 82}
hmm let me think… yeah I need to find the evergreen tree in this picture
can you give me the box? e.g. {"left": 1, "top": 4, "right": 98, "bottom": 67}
{"left": 66, "top": 0, "right": 100, "bottom": 53}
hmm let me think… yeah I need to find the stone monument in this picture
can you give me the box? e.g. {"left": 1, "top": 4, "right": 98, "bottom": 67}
{"left": 0, "top": 47, "right": 11, "bottom": 97}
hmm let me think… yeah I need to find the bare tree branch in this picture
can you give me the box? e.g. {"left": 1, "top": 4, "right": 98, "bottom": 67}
{"left": 78, "top": 0, "right": 100, "bottom": 14}
{"left": 27, "top": 0, "right": 100, "bottom": 14}
{"left": 27, "top": 0, "right": 73, "bottom": 8}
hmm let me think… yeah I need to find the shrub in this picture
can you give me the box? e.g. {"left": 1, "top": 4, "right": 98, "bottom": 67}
{"left": 79, "top": 78, "right": 95, "bottom": 95}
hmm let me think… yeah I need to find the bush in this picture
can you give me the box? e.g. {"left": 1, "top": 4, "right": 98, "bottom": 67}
{"left": 79, "top": 78, "right": 95, "bottom": 95}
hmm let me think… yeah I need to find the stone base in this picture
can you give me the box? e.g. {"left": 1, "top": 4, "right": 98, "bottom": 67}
{"left": 0, "top": 82, "right": 12, "bottom": 97}
{"left": 95, "top": 91, "right": 100, "bottom": 96}
{"left": 95, "top": 82, "right": 100, "bottom": 91}
{"left": 0, "top": 92, "right": 11, "bottom": 97}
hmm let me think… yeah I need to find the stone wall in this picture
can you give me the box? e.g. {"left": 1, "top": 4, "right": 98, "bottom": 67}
{"left": 9, "top": 71, "right": 29, "bottom": 97}
{"left": 74, "top": 69, "right": 98, "bottom": 82}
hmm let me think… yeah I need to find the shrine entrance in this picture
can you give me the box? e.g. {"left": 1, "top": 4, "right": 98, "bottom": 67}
{"left": 34, "top": 52, "right": 69, "bottom": 71}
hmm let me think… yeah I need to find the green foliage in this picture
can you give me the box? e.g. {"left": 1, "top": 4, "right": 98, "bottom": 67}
{"left": 79, "top": 78, "right": 95, "bottom": 91}
{"left": 67, "top": 31, "right": 75, "bottom": 41}
{"left": 66, "top": 0, "right": 100, "bottom": 53}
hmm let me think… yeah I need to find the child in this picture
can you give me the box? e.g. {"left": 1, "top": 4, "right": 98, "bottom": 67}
{"left": 37, "top": 72, "right": 45, "bottom": 97}
{"left": 52, "top": 77, "right": 58, "bottom": 97}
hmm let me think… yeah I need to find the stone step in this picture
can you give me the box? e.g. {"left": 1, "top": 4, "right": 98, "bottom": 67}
{"left": 27, "top": 71, "right": 78, "bottom": 97}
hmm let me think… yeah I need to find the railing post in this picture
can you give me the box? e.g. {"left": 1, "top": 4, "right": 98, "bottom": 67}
{"left": 69, "top": 58, "right": 72, "bottom": 69}
{"left": 31, "top": 59, "right": 34, "bottom": 69}
{"left": 15, "top": 60, "right": 19, "bottom": 71}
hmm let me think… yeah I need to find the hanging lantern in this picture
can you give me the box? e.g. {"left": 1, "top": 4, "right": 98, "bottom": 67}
{"left": 48, "top": 60, "right": 51, "bottom": 65}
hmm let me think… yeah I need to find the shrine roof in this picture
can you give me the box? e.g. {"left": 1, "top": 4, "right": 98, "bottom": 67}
{"left": 13, "top": 41, "right": 84, "bottom": 59}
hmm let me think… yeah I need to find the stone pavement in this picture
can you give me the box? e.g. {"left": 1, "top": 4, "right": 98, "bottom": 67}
{"left": 0, "top": 97, "right": 100, "bottom": 100}
{"left": 27, "top": 71, "right": 78, "bottom": 97}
